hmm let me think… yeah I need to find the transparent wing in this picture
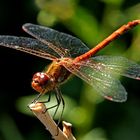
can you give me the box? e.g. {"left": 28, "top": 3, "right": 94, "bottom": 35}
{"left": 92, "top": 55, "right": 140, "bottom": 80}
{"left": 64, "top": 55, "right": 140, "bottom": 102}
{"left": 23, "top": 23, "right": 89, "bottom": 57}
{"left": 0, "top": 36, "right": 59, "bottom": 60}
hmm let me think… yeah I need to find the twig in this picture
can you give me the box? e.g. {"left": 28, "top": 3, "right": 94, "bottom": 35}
{"left": 29, "top": 103, "right": 76, "bottom": 140}
{"left": 63, "top": 121, "right": 76, "bottom": 140}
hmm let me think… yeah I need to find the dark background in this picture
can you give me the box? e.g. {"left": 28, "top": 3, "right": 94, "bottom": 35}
{"left": 0, "top": 0, "right": 140, "bottom": 140}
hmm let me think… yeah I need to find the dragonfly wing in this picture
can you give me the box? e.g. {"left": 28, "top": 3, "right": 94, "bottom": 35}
{"left": 92, "top": 55, "right": 140, "bottom": 80}
{"left": 63, "top": 57, "right": 127, "bottom": 102}
{"left": 23, "top": 23, "right": 89, "bottom": 57}
{"left": 0, "top": 36, "right": 58, "bottom": 60}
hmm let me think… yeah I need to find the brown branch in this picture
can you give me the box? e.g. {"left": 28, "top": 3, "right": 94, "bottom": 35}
{"left": 29, "top": 103, "right": 76, "bottom": 140}
{"left": 63, "top": 121, "right": 76, "bottom": 140}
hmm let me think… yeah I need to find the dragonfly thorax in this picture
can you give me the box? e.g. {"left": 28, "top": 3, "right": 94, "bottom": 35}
{"left": 32, "top": 72, "right": 54, "bottom": 93}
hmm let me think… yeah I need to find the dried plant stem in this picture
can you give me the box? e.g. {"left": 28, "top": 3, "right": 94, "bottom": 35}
{"left": 29, "top": 103, "right": 76, "bottom": 140}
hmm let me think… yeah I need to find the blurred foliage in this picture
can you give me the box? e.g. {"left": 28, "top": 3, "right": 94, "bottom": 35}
{"left": 0, "top": 0, "right": 140, "bottom": 140}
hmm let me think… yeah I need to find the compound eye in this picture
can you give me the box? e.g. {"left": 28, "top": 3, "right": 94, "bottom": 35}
{"left": 31, "top": 72, "right": 49, "bottom": 93}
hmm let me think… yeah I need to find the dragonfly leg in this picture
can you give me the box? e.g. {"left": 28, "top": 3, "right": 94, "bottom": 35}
{"left": 28, "top": 93, "right": 44, "bottom": 109}
{"left": 53, "top": 87, "right": 65, "bottom": 136}
{"left": 54, "top": 87, "right": 65, "bottom": 122}
{"left": 39, "top": 87, "right": 65, "bottom": 120}
{"left": 30, "top": 88, "right": 65, "bottom": 136}
{"left": 38, "top": 93, "right": 51, "bottom": 104}
{"left": 41, "top": 87, "right": 65, "bottom": 136}
{"left": 31, "top": 93, "right": 43, "bottom": 103}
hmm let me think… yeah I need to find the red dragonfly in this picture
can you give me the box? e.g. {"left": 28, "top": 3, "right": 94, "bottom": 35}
{"left": 0, "top": 20, "right": 140, "bottom": 107}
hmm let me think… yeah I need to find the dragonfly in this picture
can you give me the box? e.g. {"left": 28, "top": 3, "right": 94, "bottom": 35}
{"left": 0, "top": 20, "right": 140, "bottom": 110}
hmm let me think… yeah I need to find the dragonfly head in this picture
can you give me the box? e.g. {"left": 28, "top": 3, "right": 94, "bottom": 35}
{"left": 31, "top": 72, "right": 51, "bottom": 93}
